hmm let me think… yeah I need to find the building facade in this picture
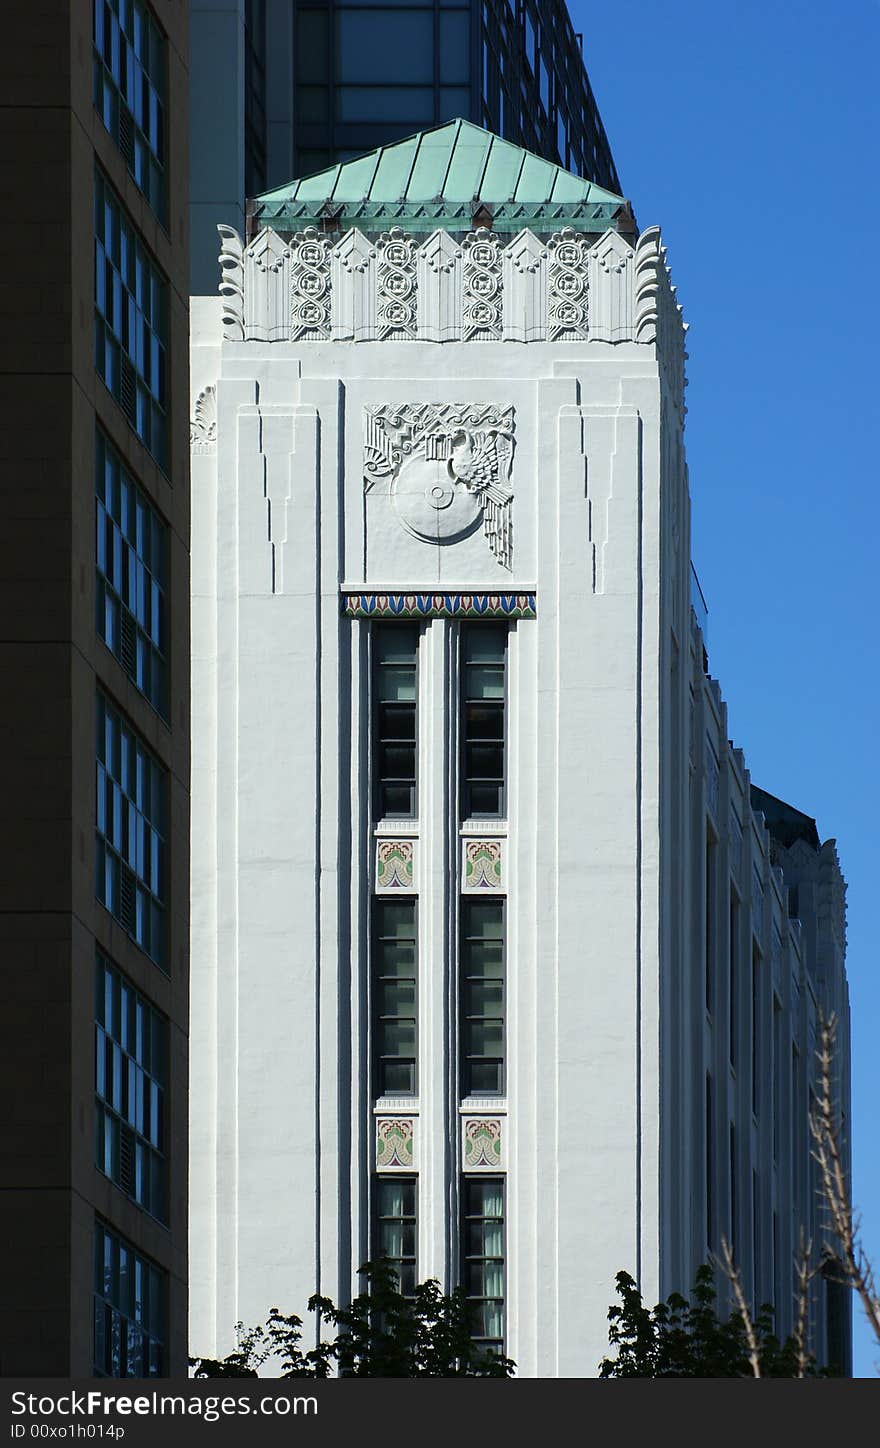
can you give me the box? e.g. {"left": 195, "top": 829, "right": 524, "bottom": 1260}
{"left": 188, "top": 122, "right": 850, "bottom": 1375}
{"left": 1, "top": 1, "right": 190, "bottom": 1376}
{"left": 190, "top": 0, "right": 622, "bottom": 291}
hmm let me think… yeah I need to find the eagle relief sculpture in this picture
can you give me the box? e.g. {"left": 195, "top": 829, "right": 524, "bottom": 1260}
{"left": 363, "top": 403, "right": 515, "bottom": 569}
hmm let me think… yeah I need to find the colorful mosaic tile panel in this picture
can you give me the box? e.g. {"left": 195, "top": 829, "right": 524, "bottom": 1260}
{"left": 376, "top": 839, "right": 416, "bottom": 891}
{"left": 462, "top": 1117, "right": 503, "bottom": 1171}
{"left": 376, "top": 1117, "right": 415, "bottom": 1170}
{"left": 463, "top": 839, "right": 504, "bottom": 891}
{"left": 343, "top": 592, "right": 536, "bottom": 620}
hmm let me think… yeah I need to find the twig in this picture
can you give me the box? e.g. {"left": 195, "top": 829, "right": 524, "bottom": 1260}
{"left": 810, "top": 1013, "right": 880, "bottom": 1349}
{"left": 792, "top": 1229, "right": 815, "bottom": 1379}
{"left": 718, "top": 1236, "right": 761, "bottom": 1378}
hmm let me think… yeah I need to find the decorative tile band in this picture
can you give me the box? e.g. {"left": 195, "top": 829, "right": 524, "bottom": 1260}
{"left": 376, "top": 839, "right": 416, "bottom": 892}
{"left": 462, "top": 1117, "right": 503, "bottom": 1172}
{"left": 376, "top": 1117, "right": 415, "bottom": 1171}
{"left": 463, "top": 839, "right": 504, "bottom": 891}
{"left": 343, "top": 592, "right": 536, "bottom": 620}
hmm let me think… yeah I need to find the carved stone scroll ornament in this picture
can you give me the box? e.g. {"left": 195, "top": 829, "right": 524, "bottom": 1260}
{"left": 190, "top": 386, "right": 217, "bottom": 453}
{"left": 217, "top": 225, "right": 245, "bottom": 340}
{"left": 364, "top": 404, "right": 515, "bottom": 569}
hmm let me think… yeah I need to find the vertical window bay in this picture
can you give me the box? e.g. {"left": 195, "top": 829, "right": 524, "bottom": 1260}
{"left": 461, "top": 1177, "right": 505, "bottom": 1356}
{"left": 373, "top": 624, "right": 418, "bottom": 820}
{"left": 373, "top": 898, "right": 418, "bottom": 1097}
{"left": 460, "top": 623, "right": 507, "bottom": 820}
{"left": 460, "top": 898, "right": 505, "bottom": 1097}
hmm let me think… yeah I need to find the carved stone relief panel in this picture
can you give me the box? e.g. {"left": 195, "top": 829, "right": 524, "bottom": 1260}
{"left": 363, "top": 403, "right": 515, "bottom": 569}
{"left": 417, "top": 229, "right": 462, "bottom": 342}
{"left": 289, "top": 228, "right": 331, "bottom": 341}
{"left": 375, "top": 227, "right": 418, "bottom": 340}
{"left": 190, "top": 386, "right": 217, "bottom": 453}
{"left": 547, "top": 228, "right": 590, "bottom": 340}
{"left": 461, "top": 228, "right": 503, "bottom": 341}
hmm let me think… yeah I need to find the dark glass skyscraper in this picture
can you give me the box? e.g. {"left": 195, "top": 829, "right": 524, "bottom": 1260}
{"left": 2, "top": 0, "right": 191, "bottom": 1376}
{"left": 284, "top": 0, "right": 620, "bottom": 192}
{"left": 190, "top": 0, "right": 624, "bottom": 290}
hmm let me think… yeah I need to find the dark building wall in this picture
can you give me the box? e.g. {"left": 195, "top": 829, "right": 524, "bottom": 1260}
{"left": 0, "top": 0, "right": 189, "bottom": 1377}
{"left": 190, "top": 0, "right": 623, "bottom": 291}
{"left": 269, "top": 0, "right": 620, "bottom": 191}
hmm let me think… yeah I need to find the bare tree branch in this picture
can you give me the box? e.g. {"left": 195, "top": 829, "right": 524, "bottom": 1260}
{"left": 810, "top": 1013, "right": 880, "bottom": 1350}
{"left": 718, "top": 1236, "right": 761, "bottom": 1378}
{"left": 792, "top": 1229, "right": 816, "bottom": 1379}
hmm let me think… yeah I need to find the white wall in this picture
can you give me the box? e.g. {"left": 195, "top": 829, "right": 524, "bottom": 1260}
{"left": 189, "top": 222, "right": 849, "bottom": 1376}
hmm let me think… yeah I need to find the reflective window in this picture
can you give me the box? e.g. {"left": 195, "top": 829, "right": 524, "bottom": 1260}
{"left": 95, "top": 953, "right": 167, "bottom": 1222}
{"left": 439, "top": 85, "right": 471, "bottom": 119}
{"left": 460, "top": 623, "right": 507, "bottom": 819}
{"left": 290, "top": 0, "right": 623, "bottom": 201}
{"left": 460, "top": 898, "right": 505, "bottom": 1096}
{"left": 478, "top": 0, "right": 623, "bottom": 192}
{"left": 372, "top": 1177, "right": 417, "bottom": 1296}
{"left": 373, "top": 624, "right": 418, "bottom": 820}
{"left": 96, "top": 692, "right": 166, "bottom": 969}
{"left": 96, "top": 428, "right": 167, "bottom": 717}
{"left": 294, "top": 1, "right": 476, "bottom": 166}
{"left": 245, "top": 0, "right": 267, "bottom": 195}
{"left": 461, "top": 1177, "right": 505, "bottom": 1356}
{"left": 440, "top": 10, "right": 470, "bottom": 82}
{"left": 337, "top": 87, "right": 435, "bottom": 124}
{"left": 373, "top": 899, "right": 418, "bottom": 1097}
{"left": 93, "top": 0, "right": 166, "bottom": 223}
{"left": 93, "top": 1220, "right": 165, "bottom": 1376}
{"left": 94, "top": 169, "right": 168, "bottom": 471}
{"left": 337, "top": 11, "right": 434, "bottom": 84}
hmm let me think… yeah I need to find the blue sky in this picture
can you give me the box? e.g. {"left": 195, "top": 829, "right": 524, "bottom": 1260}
{"left": 568, "top": 0, "right": 880, "bottom": 1374}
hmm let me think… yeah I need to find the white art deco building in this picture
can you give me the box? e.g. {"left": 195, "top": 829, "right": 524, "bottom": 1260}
{"left": 189, "top": 120, "right": 851, "bottom": 1376}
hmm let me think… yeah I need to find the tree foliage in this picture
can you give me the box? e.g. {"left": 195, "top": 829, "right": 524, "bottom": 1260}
{"left": 191, "top": 1260, "right": 515, "bottom": 1378}
{"left": 598, "top": 1265, "right": 822, "bottom": 1378}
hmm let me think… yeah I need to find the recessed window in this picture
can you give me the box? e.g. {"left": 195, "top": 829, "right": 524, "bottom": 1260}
{"left": 372, "top": 1176, "right": 417, "bottom": 1296}
{"left": 704, "top": 833, "right": 716, "bottom": 1013}
{"left": 96, "top": 427, "right": 168, "bottom": 717}
{"left": 729, "top": 1123, "right": 737, "bottom": 1259}
{"left": 373, "top": 898, "right": 418, "bottom": 1097}
{"left": 95, "top": 953, "right": 167, "bottom": 1221}
{"left": 460, "top": 624, "right": 507, "bottom": 819}
{"left": 337, "top": 11, "right": 434, "bottom": 85}
{"left": 461, "top": 1177, "right": 505, "bottom": 1356}
{"left": 729, "top": 890, "right": 740, "bottom": 1067}
{"left": 94, "top": 168, "right": 168, "bottom": 470}
{"left": 460, "top": 898, "right": 505, "bottom": 1096}
{"left": 93, "top": 0, "right": 167, "bottom": 224}
{"left": 93, "top": 1219, "right": 165, "bottom": 1376}
{"left": 705, "top": 1072, "right": 714, "bottom": 1252}
{"left": 751, "top": 943, "right": 762, "bottom": 1116}
{"left": 96, "top": 692, "right": 166, "bottom": 969}
{"left": 373, "top": 624, "right": 418, "bottom": 820}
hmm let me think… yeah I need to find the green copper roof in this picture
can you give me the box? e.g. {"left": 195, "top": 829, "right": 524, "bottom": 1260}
{"left": 251, "top": 119, "right": 631, "bottom": 236}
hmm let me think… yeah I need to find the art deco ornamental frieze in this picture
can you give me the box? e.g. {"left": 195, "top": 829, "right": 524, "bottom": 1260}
{"left": 214, "top": 222, "right": 687, "bottom": 416}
